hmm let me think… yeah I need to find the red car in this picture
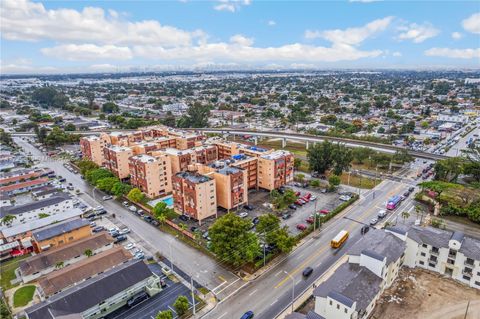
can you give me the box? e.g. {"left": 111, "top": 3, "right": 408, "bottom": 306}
{"left": 305, "top": 193, "right": 312, "bottom": 199}
{"left": 296, "top": 224, "right": 307, "bottom": 230}
{"left": 320, "top": 209, "right": 330, "bottom": 214}
{"left": 305, "top": 217, "right": 314, "bottom": 224}
{"left": 302, "top": 197, "right": 310, "bottom": 203}
{"left": 295, "top": 192, "right": 301, "bottom": 197}
{"left": 295, "top": 200, "right": 303, "bottom": 206}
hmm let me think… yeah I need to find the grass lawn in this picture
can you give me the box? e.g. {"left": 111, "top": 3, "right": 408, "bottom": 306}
{"left": 0, "top": 255, "right": 28, "bottom": 291}
{"left": 13, "top": 285, "right": 36, "bottom": 308}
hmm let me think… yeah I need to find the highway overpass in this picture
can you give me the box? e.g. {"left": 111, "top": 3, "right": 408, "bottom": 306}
{"left": 11, "top": 128, "right": 448, "bottom": 161}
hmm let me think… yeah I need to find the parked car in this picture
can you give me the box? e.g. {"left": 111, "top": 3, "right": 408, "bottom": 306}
{"left": 202, "top": 231, "right": 210, "bottom": 240}
{"left": 339, "top": 195, "right": 351, "bottom": 201}
{"left": 102, "top": 195, "right": 113, "bottom": 201}
{"left": 115, "top": 235, "right": 127, "bottom": 243}
{"left": 241, "top": 311, "right": 254, "bottom": 319}
{"left": 238, "top": 212, "right": 249, "bottom": 218}
{"left": 120, "top": 227, "right": 130, "bottom": 234}
{"left": 288, "top": 204, "right": 297, "bottom": 210}
{"left": 143, "top": 216, "right": 153, "bottom": 223}
{"left": 96, "top": 209, "right": 107, "bottom": 216}
{"left": 305, "top": 217, "right": 314, "bottom": 224}
{"left": 282, "top": 213, "right": 291, "bottom": 220}
{"left": 134, "top": 252, "right": 145, "bottom": 260}
{"left": 190, "top": 226, "right": 198, "bottom": 232}
{"left": 127, "top": 292, "right": 148, "bottom": 308}
{"left": 252, "top": 217, "right": 260, "bottom": 225}
{"left": 408, "top": 187, "right": 415, "bottom": 192}
{"left": 122, "top": 201, "right": 129, "bottom": 207}
{"left": 243, "top": 204, "right": 254, "bottom": 211}
{"left": 179, "top": 215, "right": 189, "bottom": 221}
{"left": 302, "top": 267, "right": 313, "bottom": 277}
{"left": 92, "top": 226, "right": 104, "bottom": 233}
{"left": 89, "top": 222, "right": 96, "bottom": 228}
{"left": 124, "top": 242, "right": 136, "bottom": 250}
{"left": 370, "top": 218, "right": 378, "bottom": 226}
{"left": 129, "top": 205, "right": 137, "bottom": 212}
{"left": 310, "top": 196, "right": 317, "bottom": 201}
{"left": 403, "top": 191, "right": 410, "bottom": 197}
{"left": 320, "top": 209, "right": 330, "bottom": 215}
{"left": 85, "top": 213, "right": 96, "bottom": 219}
{"left": 296, "top": 224, "right": 307, "bottom": 231}
{"left": 110, "top": 231, "right": 120, "bottom": 238}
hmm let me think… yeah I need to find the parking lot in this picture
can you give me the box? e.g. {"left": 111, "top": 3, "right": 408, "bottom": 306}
{"left": 106, "top": 264, "right": 199, "bottom": 319}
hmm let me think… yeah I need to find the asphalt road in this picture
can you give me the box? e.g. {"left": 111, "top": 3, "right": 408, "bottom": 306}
{"left": 13, "top": 137, "right": 242, "bottom": 301}
{"left": 203, "top": 179, "right": 416, "bottom": 319}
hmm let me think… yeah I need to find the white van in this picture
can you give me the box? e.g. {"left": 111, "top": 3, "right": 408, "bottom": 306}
{"left": 377, "top": 210, "right": 387, "bottom": 219}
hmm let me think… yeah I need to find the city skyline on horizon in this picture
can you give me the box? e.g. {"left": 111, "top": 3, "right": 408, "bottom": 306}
{"left": 1, "top": 0, "right": 479, "bottom": 75}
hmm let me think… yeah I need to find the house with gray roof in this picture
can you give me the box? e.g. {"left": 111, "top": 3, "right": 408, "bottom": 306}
{"left": 25, "top": 260, "right": 162, "bottom": 319}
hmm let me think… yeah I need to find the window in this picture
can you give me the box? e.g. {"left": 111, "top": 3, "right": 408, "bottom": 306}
{"left": 337, "top": 304, "right": 340, "bottom": 310}
{"left": 420, "top": 252, "right": 426, "bottom": 257}
{"left": 463, "top": 275, "right": 471, "bottom": 280}
{"left": 465, "top": 258, "right": 474, "bottom": 266}
{"left": 419, "top": 261, "right": 425, "bottom": 265}
{"left": 422, "top": 243, "right": 428, "bottom": 248}
{"left": 475, "top": 281, "right": 480, "bottom": 287}
{"left": 428, "top": 263, "right": 436, "bottom": 268}
{"left": 329, "top": 300, "right": 332, "bottom": 306}
{"left": 344, "top": 308, "right": 348, "bottom": 314}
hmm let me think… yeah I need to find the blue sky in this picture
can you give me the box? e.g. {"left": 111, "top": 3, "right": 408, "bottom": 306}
{"left": 1, "top": 0, "right": 479, "bottom": 74}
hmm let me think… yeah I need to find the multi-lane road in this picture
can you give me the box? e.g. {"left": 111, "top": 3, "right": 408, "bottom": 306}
{"left": 13, "top": 136, "right": 421, "bottom": 319}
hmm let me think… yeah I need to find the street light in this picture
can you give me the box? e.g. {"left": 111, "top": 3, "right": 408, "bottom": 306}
{"left": 168, "top": 235, "right": 178, "bottom": 272}
{"left": 284, "top": 270, "right": 295, "bottom": 313}
{"left": 92, "top": 186, "right": 98, "bottom": 202}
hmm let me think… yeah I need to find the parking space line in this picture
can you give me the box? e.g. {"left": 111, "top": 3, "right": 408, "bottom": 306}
{"left": 216, "top": 278, "right": 240, "bottom": 294}
{"left": 212, "top": 280, "right": 228, "bottom": 292}
{"left": 218, "top": 312, "right": 228, "bottom": 319}
{"left": 274, "top": 270, "right": 283, "bottom": 277}
{"left": 248, "top": 289, "right": 258, "bottom": 296}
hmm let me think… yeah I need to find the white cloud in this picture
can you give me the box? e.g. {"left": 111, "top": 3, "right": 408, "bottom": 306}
{"left": 425, "top": 48, "right": 480, "bottom": 59}
{"left": 462, "top": 13, "right": 480, "bottom": 34}
{"left": 306, "top": 16, "right": 394, "bottom": 45}
{"left": 397, "top": 22, "right": 439, "bottom": 43}
{"left": 268, "top": 20, "right": 276, "bottom": 26}
{"left": 41, "top": 44, "right": 133, "bottom": 61}
{"left": 1, "top": 0, "right": 205, "bottom": 47}
{"left": 392, "top": 51, "right": 402, "bottom": 57}
{"left": 0, "top": 63, "right": 58, "bottom": 74}
{"left": 213, "top": 0, "right": 251, "bottom": 12}
{"left": 230, "top": 34, "right": 254, "bottom": 46}
{"left": 451, "top": 32, "right": 463, "bottom": 40}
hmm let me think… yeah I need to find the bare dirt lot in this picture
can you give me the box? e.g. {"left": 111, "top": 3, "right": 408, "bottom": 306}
{"left": 371, "top": 268, "right": 480, "bottom": 319}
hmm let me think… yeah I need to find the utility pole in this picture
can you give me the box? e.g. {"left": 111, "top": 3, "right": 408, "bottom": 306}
{"left": 191, "top": 276, "right": 196, "bottom": 316}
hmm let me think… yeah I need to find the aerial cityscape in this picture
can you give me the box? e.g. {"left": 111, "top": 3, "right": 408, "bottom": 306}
{"left": 0, "top": 1, "right": 479, "bottom": 319}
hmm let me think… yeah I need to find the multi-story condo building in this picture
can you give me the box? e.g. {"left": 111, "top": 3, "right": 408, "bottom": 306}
{"left": 129, "top": 154, "right": 172, "bottom": 198}
{"left": 231, "top": 155, "right": 259, "bottom": 189}
{"left": 195, "top": 161, "right": 248, "bottom": 211}
{"left": 192, "top": 145, "right": 218, "bottom": 165}
{"left": 258, "top": 150, "right": 294, "bottom": 191}
{"left": 161, "top": 148, "right": 195, "bottom": 174}
{"left": 172, "top": 171, "right": 217, "bottom": 224}
{"left": 103, "top": 145, "right": 133, "bottom": 179}
{"left": 79, "top": 136, "right": 106, "bottom": 166}
{"left": 212, "top": 140, "right": 241, "bottom": 159}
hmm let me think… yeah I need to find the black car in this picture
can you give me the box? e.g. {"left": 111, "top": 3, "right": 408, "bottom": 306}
{"left": 127, "top": 292, "right": 149, "bottom": 308}
{"left": 282, "top": 213, "right": 291, "bottom": 220}
{"left": 110, "top": 231, "right": 120, "bottom": 238}
{"left": 96, "top": 209, "right": 107, "bottom": 215}
{"left": 244, "top": 204, "right": 254, "bottom": 211}
{"left": 361, "top": 225, "right": 370, "bottom": 235}
{"left": 143, "top": 216, "right": 153, "bottom": 223}
{"left": 288, "top": 204, "right": 297, "bottom": 210}
{"left": 59, "top": 178, "right": 66, "bottom": 182}
{"left": 85, "top": 213, "right": 96, "bottom": 219}
{"left": 190, "top": 226, "right": 198, "bottom": 232}
{"left": 408, "top": 187, "right": 415, "bottom": 192}
{"left": 151, "top": 220, "right": 159, "bottom": 226}
{"left": 252, "top": 217, "right": 260, "bottom": 225}
{"left": 115, "top": 235, "right": 127, "bottom": 243}
{"left": 179, "top": 215, "right": 189, "bottom": 221}
{"left": 302, "top": 267, "right": 313, "bottom": 277}
{"left": 403, "top": 191, "right": 410, "bottom": 197}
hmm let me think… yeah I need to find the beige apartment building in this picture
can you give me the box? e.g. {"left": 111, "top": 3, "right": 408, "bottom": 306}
{"left": 258, "top": 150, "right": 294, "bottom": 191}
{"left": 195, "top": 162, "right": 248, "bottom": 211}
{"left": 160, "top": 148, "right": 195, "bottom": 174}
{"left": 231, "top": 155, "right": 259, "bottom": 189}
{"left": 213, "top": 141, "right": 241, "bottom": 159}
{"left": 129, "top": 154, "right": 172, "bottom": 198}
{"left": 103, "top": 145, "right": 133, "bottom": 179}
{"left": 79, "top": 136, "right": 105, "bottom": 166}
{"left": 172, "top": 171, "right": 217, "bottom": 224}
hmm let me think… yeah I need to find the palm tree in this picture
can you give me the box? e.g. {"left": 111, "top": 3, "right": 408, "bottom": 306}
{"left": 179, "top": 223, "right": 187, "bottom": 238}
{"left": 0, "top": 214, "right": 17, "bottom": 226}
{"left": 84, "top": 249, "right": 93, "bottom": 257}
{"left": 401, "top": 211, "right": 410, "bottom": 224}
{"left": 156, "top": 213, "right": 167, "bottom": 226}
{"left": 55, "top": 261, "right": 64, "bottom": 269}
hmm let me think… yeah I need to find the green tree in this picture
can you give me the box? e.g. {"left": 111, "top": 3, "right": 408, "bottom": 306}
{"left": 401, "top": 211, "right": 410, "bottom": 223}
{"left": 392, "top": 150, "right": 413, "bottom": 164}
{"left": 332, "top": 143, "right": 353, "bottom": 175}
{"left": 102, "top": 102, "right": 119, "bottom": 114}
{"left": 173, "top": 295, "right": 189, "bottom": 316}
{"left": 85, "top": 168, "right": 114, "bottom": 185}
{"left": 177, "top": 102, "right": 211, "bottom": 128}
{"left": 64, "top": 123, "right": 76, "bottom": 131}
{"left": 156, "top": 311, "right": 173, "bottom": 319}
{"left": 434, "top": 157, "right": 464, "bottom": 182}
{"left": 209, "top": 213, "right": 259, "bottom": 266}
{"left": 127, "top": 188, "right": 145, "bottom": 203}
{"left": 95, "top": 177, "right": 120, "bottom": 193}
{"left": 293, "top": 158, "right": 302, "bottom": 170}
{"left": 328, "top": 175, "right": 341, "bottom": 190}
{"left": 307, "top": 141, "right": 334, "bottom": 174}
{"left": 352, "top": 147, "right": 373, "bottom": 164}
{"left": 152, "top": 202, "right": 174, "bottom": 219}
{"left": 0, "top": 214, "right": 17, "bottom": 226}
{"left": 77, "top": 159, "right": 99, "bottom": 175}
{"left": 270, "top": 189, "right": 296, "bottom": 210}
{"left": 256, "top": 214, "right": 295, "bottom": 253}
{"left": 55, "top": 261, "right": 64, "bottom": 269}
{"left": 84, "top": 249, "right": 93, "bottom": 257}
{"left": 161, "top": 111, "right": 176, "bottom": 127}
{"left": 295, "top": 173, "right": 305, "bottom": 183}
{"left": 0, "top": 129, "right": 14, "bottom": 147}
{"left": 111, "top": 182, "right": 132, "bottom": 197}
{"left": 463, "top": 145, "right": 480, "bottom": 182}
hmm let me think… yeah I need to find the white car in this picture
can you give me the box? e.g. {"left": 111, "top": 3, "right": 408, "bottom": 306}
{"left": 124, "top": 242, "right": 136, "bottom": 250}
{"left": 238, "top": 212, "right": 249, "bottom": 218}
{"left": 108, "top": 227, "right": 118, "bottom": 234}
{"left": 120, "top": 227, "right": 130, "bottom": 234}
{"left": 122, "top": 201, "right": 129, "bottom": 207}
{"left": 129, "top": 205, "right": 137, "bottom": 212}
{"left": 310, "top": 196, "right": 317, "bottom": 201}
{"left": 339, "top": 195, "right": 351, "bottom": 201}
{"left": 94, "top": 206, "right": 104, "bottom": 211}
{"left": 102, "top": 195, "right": 113, "bottom": 201}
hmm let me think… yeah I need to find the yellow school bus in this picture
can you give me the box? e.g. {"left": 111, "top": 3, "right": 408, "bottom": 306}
{"left": 331, "top": 230, "right": 349, "bottom": 248}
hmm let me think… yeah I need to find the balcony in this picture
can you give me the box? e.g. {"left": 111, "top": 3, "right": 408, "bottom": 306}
{"left": 463, "top": 268, "right": 473, "bottom": 276}
{"left": 465, "top": 259, "right": 475, "bottom": 267}
{"left": 429, "top": 258, "right": 438, "bottom": 265}
{"left": 429, "top": 249, "right": 440, "bottom": 256}
{"left": 448, "top": 253, "right": 457, "bottom": 259}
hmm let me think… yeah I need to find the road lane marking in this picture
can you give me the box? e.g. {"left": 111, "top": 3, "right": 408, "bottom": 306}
{"left": 275, "top": 270, "right": 283, "bottom": 277}
{"left": 218, "top": 275, "right": 227, "bottom": 282}
{"left": 218, "top": 312, "right": 228, "bottom": 319}
{"left": 216, "top": 278, "right": 240, "bottom": 294}
{"left": 212, "top": 280, "right": 228, "bottom": 292}
{"left": 298, "top": 253, "right": 304, "bottom": 258}
{"left": 248, "top": 289, "right": 258, "bottom": 296}
{"left": 270, "top": 299, "right": 278, "bottom": 306}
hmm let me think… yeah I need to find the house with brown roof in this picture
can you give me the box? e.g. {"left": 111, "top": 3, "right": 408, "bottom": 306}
{"left": 37, "top": 246, "right": 131, "bottom": 299}
{"left": 19, "top": 232, "right": 114, "bottom": 283}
